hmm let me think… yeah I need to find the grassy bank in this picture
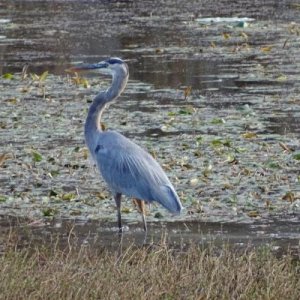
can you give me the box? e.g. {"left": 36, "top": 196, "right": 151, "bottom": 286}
{"left": 0, "top": 238, "right": 299, "bottom": 300}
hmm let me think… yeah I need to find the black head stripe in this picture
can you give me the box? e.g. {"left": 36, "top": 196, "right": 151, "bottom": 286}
{"left": 106, "top": 58, "right": 123, "bottom": 65}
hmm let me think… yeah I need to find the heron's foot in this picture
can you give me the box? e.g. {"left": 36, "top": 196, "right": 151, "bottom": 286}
{"left": 118, "top": 226, "right": 124, "bottom": 234}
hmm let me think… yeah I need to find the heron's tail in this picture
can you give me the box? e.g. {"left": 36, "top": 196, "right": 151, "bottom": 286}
{"left": 154, "top": 185, "right": 183, "bottom": 214}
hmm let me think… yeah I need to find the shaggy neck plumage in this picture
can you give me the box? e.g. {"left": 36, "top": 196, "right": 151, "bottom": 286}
{"left": 84, "top": 68, "right": 128, "bottom": 156}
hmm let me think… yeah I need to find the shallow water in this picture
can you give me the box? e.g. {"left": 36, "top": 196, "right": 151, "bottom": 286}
{"left": 0, "top": 0, "right": 299, "bottom": 250}
{"left": 0, "top": 215, "right": 299, "bottom": 257}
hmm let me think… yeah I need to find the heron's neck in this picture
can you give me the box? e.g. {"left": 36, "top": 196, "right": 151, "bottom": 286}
{"left": 84, "top": 71, "right": 128, "bottom": 154}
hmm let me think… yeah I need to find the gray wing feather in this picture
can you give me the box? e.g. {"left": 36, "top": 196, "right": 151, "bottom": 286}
{"left": 93, "top": 131, "right": 182, "bottom": 213}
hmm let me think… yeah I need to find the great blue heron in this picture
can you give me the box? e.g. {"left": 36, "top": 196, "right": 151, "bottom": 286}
{"left": 72, "top": 57, "right": 183, "bottom": 233}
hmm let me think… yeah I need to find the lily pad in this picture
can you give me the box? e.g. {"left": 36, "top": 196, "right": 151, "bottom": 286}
{"left": 293, "top": 153, "right": 300, "bottom": 160}
{"left": 31, "top": 151, "right": 43, "bottom": 162}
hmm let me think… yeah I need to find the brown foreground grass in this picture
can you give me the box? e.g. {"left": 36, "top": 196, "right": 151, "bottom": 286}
{"left": 0, "top": 238, "right": 299, "bottom": 300}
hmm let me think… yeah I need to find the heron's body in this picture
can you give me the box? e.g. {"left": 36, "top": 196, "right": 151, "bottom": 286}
{"left": 76, "top": 57, "right": 182, "bottom": 232}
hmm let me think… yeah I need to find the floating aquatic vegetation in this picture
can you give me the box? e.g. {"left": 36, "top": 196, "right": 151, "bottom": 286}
{"left": 2, "top": 73, "right": 14, "bottom": 80}
{"left": 31, "top": 150, "right": 43, "bottom": 163}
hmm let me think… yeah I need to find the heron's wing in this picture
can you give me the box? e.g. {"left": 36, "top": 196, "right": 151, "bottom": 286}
{"left": 95, "top": 132, "right": 166, "bottom": 193}
{"left": 93, "top": 131, "right": 182, "bottom": 213}
{"left": 93, "top": 131, "right": 178, "bottom": 205}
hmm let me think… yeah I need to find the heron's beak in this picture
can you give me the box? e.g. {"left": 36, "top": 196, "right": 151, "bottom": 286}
{"left": 66, "top": 61, "right": 108, "bottom": 73}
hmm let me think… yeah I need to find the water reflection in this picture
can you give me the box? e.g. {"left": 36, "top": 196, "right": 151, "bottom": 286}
{"left": 1, "top": 0, "right": 299, "bottom": 74}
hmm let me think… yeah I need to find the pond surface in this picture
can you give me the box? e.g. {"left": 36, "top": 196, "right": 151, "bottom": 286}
{"left": 0, "top": 0, "right": 299, "bottom": 251}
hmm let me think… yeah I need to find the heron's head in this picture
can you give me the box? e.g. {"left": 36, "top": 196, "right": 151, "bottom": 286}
{"left": 68, "top": 57, "right": 129, "bottom": 78}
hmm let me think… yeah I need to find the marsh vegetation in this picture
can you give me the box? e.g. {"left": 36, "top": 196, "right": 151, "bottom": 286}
{"left": 0, "top": 234, "right": 299, "bottom": 299}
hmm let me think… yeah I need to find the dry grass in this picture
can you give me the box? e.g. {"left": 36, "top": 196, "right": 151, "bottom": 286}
{"left": 0, "top": 237, "right": 299, "bottom": 300}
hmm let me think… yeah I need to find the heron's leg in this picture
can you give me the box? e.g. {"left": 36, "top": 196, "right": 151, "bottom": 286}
{"left": 114, "top": 193, "right": 122, "bottom": 233}
{"left": 134, "top": 199, "right": 147, "bottom": 232}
